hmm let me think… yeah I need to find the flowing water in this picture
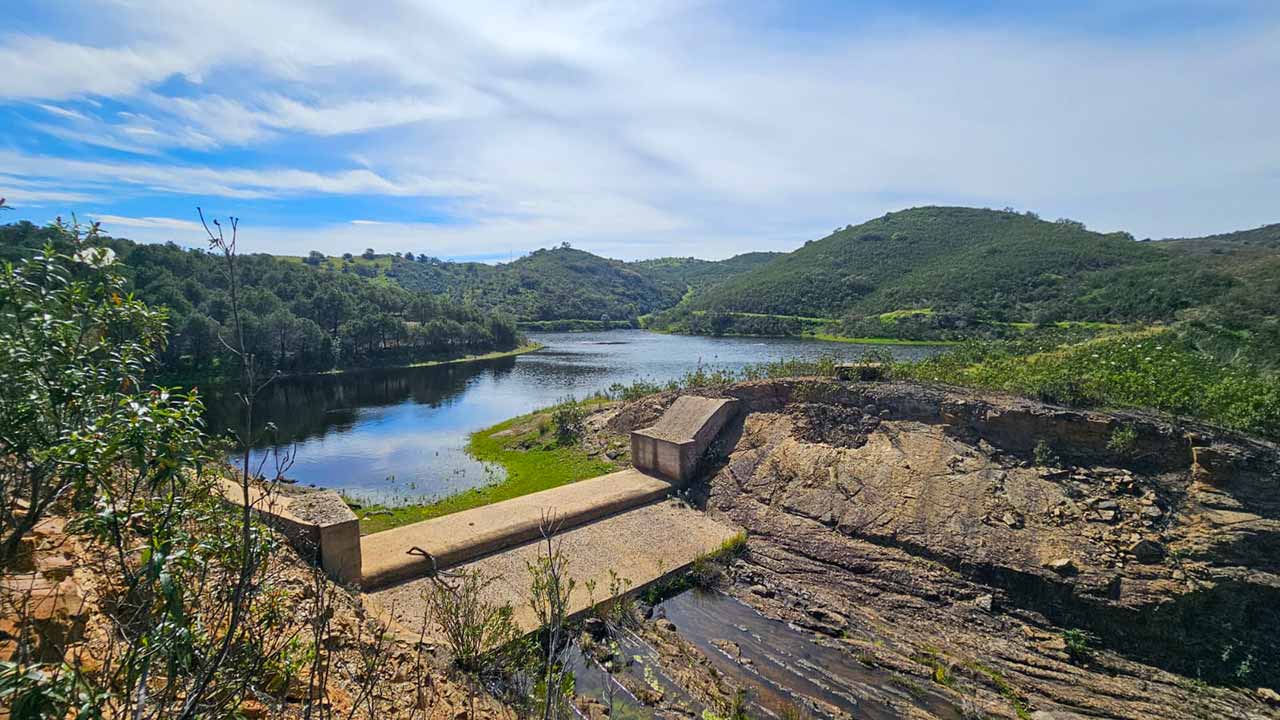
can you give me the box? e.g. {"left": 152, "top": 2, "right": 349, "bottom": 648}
{"left": 202, "top": 330, "right": 944, "bottom": 505}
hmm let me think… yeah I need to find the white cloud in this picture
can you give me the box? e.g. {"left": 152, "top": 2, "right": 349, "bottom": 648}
{"left": 0, "top": 150, "right": 487, "bottom": 201}
{"left": 91, "top": 215, "right": 204, "bottom": 232}
{"left": 2, "top": 0, "right": 1279, "bottom": 255}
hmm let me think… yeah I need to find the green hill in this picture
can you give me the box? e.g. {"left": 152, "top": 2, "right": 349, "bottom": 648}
{"left": 380, "top": 246, "right": 679, "bottom": 321}
{"left": 670, "top": 207, "right": 1257, "bottom": 329}
{"left": 630, "top": 252, "right": 782, "bottom": 294}
{"left": 315, "top": 246, "right": 778, "bottom": 324}
{"left": 1161, "top": 222, "right": 1280, "bottom": 253}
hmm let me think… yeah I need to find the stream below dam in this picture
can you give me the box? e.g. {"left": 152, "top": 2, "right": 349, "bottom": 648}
{"left": 571, "top": 590, "right": 962, "bottom": 720}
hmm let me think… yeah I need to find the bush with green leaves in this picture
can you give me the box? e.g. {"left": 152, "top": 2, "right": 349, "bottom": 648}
{"left": 550, "top": 399, "right": 586, "bottom": 446}
{"left": 0, "top": 222, "right": 203, "bottom": 561}
{"left": 0, "top": 219, "right": 310, "bottom": 719}
{"left": 894, "top": 329, "right": 1280, "bottom": 440}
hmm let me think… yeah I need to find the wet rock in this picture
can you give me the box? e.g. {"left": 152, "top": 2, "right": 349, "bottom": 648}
{"left": 748, "top": 584, "right": 773, "bottom": 598}
{"left": 710, "top": 638, "right": 741, "bottom": 661}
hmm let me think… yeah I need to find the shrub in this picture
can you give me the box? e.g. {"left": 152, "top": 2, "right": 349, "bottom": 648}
{"left": 420, "top": 568, "right": 524, "bottom": 674}
{"left": 1033, "top": 440, "right": 1058, "bottom": 467}
{"left": 1062, "top": 629, "right": 1097, "bottom": 664}
{"left": 1107, "top": 424, "right": 1138, "bottom": 457}
{"left": 550, "top": 399, "right": 585, "bottom": 446}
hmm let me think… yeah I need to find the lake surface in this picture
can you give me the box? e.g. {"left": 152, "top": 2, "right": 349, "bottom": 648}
{"left": 202, "top": 330, "right": 945, "bottom": 505}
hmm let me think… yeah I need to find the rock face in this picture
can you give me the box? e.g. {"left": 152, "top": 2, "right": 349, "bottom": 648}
{"left": 594, "top": 379, "right": 1280, "bottom": 719}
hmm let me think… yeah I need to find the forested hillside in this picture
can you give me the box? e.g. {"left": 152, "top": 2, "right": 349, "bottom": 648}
{"left": 630, "top": 252, "right": 781, "bottom": 295}
{"left": 388, "top": 246, "right": 679, "bottom": 321}
{"left": 298, "top": 245, "right": 778, "bottom": 323}
{"left": 0, "top": 221, "right": 522, "bottom": 380}
{"left": 650, "top": 207, "right": 1278, "bottom": 344}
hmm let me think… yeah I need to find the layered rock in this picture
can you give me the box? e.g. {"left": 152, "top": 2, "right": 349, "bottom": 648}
{"left": 594, "top": 379, "right": 1280, "bottom": 719}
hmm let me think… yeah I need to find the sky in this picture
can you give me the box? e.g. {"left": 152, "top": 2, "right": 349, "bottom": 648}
{"left": 1, "top": 0, "right": 1278, "bottom": 261}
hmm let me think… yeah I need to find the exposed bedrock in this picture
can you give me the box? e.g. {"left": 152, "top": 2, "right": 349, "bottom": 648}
{"left": 600, "top": 379, "right": 1280, "bottom": 717}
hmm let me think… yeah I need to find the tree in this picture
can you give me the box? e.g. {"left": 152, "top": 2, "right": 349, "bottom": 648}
{"left": 311, "top": 286, "right": 353, "bottom": 335}
{"left": 304, "top": 250, "right": 325, "bottom": 266}
{"left": 362, "top": 248, "right": 375, "bottom": 260}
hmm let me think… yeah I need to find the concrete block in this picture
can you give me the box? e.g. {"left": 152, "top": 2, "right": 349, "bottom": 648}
{"left": 631, "top": 396, "right": 738, "bottom": 483}
{"left": 217, "top": 479, "right": 362, "bottom": 587}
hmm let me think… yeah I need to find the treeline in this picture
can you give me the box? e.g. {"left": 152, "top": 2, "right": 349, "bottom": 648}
{"left": 0, "top": 221, "right": 522, "bottom": 380}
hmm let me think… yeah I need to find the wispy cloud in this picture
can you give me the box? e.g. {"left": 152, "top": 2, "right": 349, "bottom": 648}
{"left": 91, "top": 215, "right": 204, "bottom": 232}
{"left": 2, "top": 1, "right": 1279, "bottom": 258}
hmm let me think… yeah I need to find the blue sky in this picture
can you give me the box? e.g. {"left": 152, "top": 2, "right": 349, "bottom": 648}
{"left": 2, "top": 1, "right": 1278, "bottom": 260}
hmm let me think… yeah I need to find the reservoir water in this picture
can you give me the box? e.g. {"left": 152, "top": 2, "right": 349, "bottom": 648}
{"left": 202, "top": 330, "right": 945, "bottom": 505}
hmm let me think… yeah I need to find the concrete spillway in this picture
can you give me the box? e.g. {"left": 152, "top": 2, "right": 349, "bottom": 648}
{"left": 366, "top": 499, "right": 739, "bottom": 635}
{"left": 360, "top": 395, "right": 741, "bottom": 638}
{"left": 359, "top": 468, "right": 677, "bottom": 590}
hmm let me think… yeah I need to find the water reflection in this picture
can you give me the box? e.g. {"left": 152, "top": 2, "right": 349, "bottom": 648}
{"left": 201, "top": 330, "right": 946, "bottom": 505}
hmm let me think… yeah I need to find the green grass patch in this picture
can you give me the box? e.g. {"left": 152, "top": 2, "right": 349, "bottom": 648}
{"left": 356, "top": 402, "right": 616, "bottom": 535}
{"left": 877, "top": 308, "right": 935, "bottom": 323}
{"left": 806, "top": 333, "right": 961, "bottom": 346}
{"left": 334, "top": 342, "right": 543, "bottom": 374}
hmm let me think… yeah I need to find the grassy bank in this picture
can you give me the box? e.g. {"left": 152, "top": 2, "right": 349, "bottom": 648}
{"left": 156, "top": 342, "right": 543, "bottom": 387}
{"left": 331, "top": 342, "right": 544, "bottom": 373}
{"left": 518, "top": 319, "right": 636, "bottom": 332}
{"left": 805, "top": 332, "right": 961, "bottom": 346}
{"left": 355, "top": 402, "right": 616, "bottom": 535}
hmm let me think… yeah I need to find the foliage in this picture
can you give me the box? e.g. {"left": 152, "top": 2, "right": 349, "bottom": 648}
{"left": 550, "top": 399, "right": 586, "bottom": 446}
{"left": 1033, "top": 440, "right": 1059, "bottom": 467}
{"left": 1062, "top": 629, "right": 1098, "bottom": 665}
{"left": 526, "top": 527, "right": 577, "bottom": 720}
{"left": 893, "top": 328, "right": 1280, "bottom": 440}
{"left": 0, "top": 219, "right": 306, "bottom": 718}
{"left": 421, "top": 569, "right": 525, "bottom": 675}
{"left": 0, "top": 221, "right": 204, "bottom": 560}
{"left": 0, "top": 220, "right": 521, "bottom": 381}
{"left": 1107, "top": 424, "right": 1138, "bottom": 456}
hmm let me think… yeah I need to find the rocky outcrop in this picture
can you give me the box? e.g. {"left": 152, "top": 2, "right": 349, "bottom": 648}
{"left": 592, "top": 379, "right": 1280, "bottom": 719}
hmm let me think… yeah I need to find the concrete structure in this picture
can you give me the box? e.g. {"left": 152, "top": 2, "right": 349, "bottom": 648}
{"left": 217, "top": 479, "right": 361, "bottom": 586}
{"left": 365, "top": 499, "right": 740, "bottom": 637}
{"left": 360, "top": 468, "right": 673, "bottom": 590}
{"left": 630, "top": 396, "right": 738, "bottom": 482}
{"left": 219, "top": 394, "right": 743, "bottom": 593}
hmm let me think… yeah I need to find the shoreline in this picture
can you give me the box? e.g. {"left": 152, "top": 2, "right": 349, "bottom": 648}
{"left": 158, "top": 342, "right": 544, "bottom": 388}
{"left": 316, "top": 341, "right": 544, "bottom": 375}
{"left": 642, "top": 327, "right": 961, "bottom": 346}
{"left": 354, "top": 402, "right": 616, "bottom": 535}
